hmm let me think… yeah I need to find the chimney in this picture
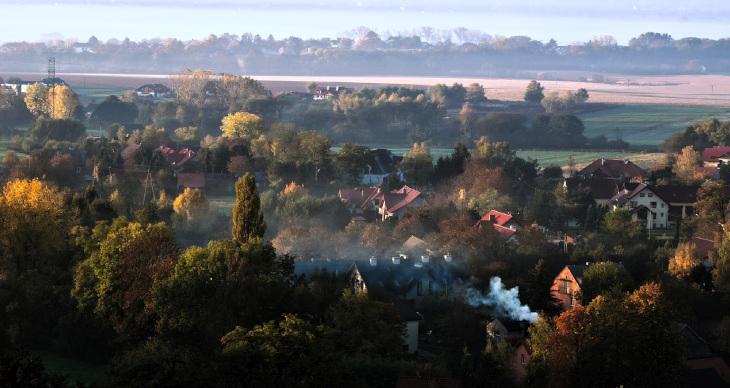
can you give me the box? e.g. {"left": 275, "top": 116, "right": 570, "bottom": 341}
{"left": 369, "top": 256, "right": 377, "bottom": 266}
{"left": 443, "top": 254, "right": 453, "bottom": 263}
{"left": 601, "top": 158, "right": 606, "bottom": 166}
{"left": 585, "top": 261, "right": 590, "bottom": 266}
{"left": 392, "top": 256, "right": 401, "bottom": 265}
{"left": 488, "top": 214, "right": 496, "bottom": 222}
{"left": 420, "top": 255, "right": 430, "bottom": 263}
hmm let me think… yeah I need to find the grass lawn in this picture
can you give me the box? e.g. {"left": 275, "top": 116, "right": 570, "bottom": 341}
{"left": 36, "top": 350, "right": 107, "bottom": 385}
{"left": 578, "top": 104, "right": 730, "bottom": 147}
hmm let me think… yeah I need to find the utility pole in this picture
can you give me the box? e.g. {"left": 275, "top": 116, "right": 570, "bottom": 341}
{"left": 48, "top": 57, "right": 56, "bottom": 118}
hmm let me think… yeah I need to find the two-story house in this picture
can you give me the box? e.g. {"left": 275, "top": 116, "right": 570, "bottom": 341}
{"left": 609, "top": 183, "right": 670, "bottom": 229}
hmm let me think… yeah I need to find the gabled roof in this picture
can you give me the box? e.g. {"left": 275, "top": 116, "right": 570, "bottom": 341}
{"left": 565, "top": 264, "right": 588, "bottom": 284}
{"left": 338, "top": 187, "right": 380, "bottom": 209}
{"left": 578, "top": 158, "right": 647, "bottom": 179}
{"left": 702, "top": 146, "right": 730, "bottom": 163}
{"left": 159, "top": 146, "right": 196, "bottom": 167}
{"left": 380, "top": 185, "right": 421, "bottom": 214}
{"left": 493, "top": 224, "right": 518, "bottom": 240}
{"left": 610, "top": 183, "right": 664, "bottom": 206}
{"left": 652, "top": 185, "right": 699, "bottom": 204}
{"left": 402, "top": 235, "right": 428, "bottom": 253}
{"left": 479, "top": 210, "right": 514, "bottom": 226}
{"left": 364, "top": 148, "right": 402, "bottom": 175}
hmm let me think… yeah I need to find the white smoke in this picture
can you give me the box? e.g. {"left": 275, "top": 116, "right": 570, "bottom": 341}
{"left": 464, "top": 277, "right": 538, "bottom": 323}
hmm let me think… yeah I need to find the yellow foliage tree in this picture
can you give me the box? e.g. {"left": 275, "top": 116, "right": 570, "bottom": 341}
{"left": 24, "top": 83, "right": 49, "bottom": 117}
{"left": 48, "top": 85, "right": 79, "bottom": 120}
{"left": 221, "top": 112, "right": 264, "bottom": 139}
{"left": 669, "top": 242, "right": 702, "bottom": 279}
{"left": 0, "top": 178, "right": 63, "bottom": 213}
{"left": 171, "top": 69, "right": 211, "bottom": 107}
{"left": 172, "top": 188, "right": 210, "bottom": 222}
{"left": 280, "top": 181, "right": 307, "bottom": 199}
{"left": 673, "top": 146, "right": 701, "bottom": 184}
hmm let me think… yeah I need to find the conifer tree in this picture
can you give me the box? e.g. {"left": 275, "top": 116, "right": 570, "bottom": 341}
{"left": 232, "top": 174, "right": 266, "bottom": 243}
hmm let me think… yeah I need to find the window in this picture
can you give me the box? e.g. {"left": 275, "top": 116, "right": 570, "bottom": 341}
{"left": 652, "top": 213, "right": 657, "bottom": 219}
{"left": 651, "top": 202, "right": 657, "bottom": 208}
{"left": 521, "top": 354, "right": 526, "bottom": 365}
{"left": 630, "top": 201, "right": 637, "bottom": 208}
{"left": 661, "top": 203, "right": 665, "bottom": 208}
{"left": 648, "top": 193, "right": 654, "bottom": 197}
{"left": 661, "top": 213, "right": 664, "bottom": 217}
{"left": 640, "top": 193, "right": 645, "bottom": 197}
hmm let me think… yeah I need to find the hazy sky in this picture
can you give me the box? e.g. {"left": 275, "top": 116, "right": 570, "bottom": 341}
{"left": 2, "top": 0, "right": 730, "bottom": 44}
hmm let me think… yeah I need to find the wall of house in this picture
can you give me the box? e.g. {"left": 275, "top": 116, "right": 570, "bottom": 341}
{"left": 618, "top": 187, "right": 669, "bottom": 229}
{"left": 404, "top": 320, "right": 419, "bottom": 354}
{"left": 510, "top": 344, "right": 531, "bottom": 383}
{"left": 550, "top": 268, "right": 581, "bottom": 311}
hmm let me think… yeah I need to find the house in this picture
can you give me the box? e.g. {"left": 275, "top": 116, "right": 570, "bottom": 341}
{"left": 577, "top": 158, "right": 647, "bottom": 181}
{"left": 486, "top": 318, "right": 529, "bottom": 342}
{"left": 551, "top": 264, "right": 587, "bottom": 310}
{"left": 1, "top": 79, "right": 33, "bottom": 95}
{"left": 378, "top": 185, "right": 423, "bottom": 220}
{"left": 294, "top": 257, "right": 463, "bottom": 354}
{"left": 652, "top": 185, "right": 699, "bottom": 222}
{"left": 401, "top": 235, "right": 430, "bottom": 258}
{"left": 476, "top": 210, "right": 521, "bottom": 242}
{"left": 510, "top": 340, "right": 532, "bottom": 384}
{"left": 135, "top": 83, "right": 173, "bottom": 99}
{"left": 312, "top": 85, "right": 353, "bottom": 101}
{"left": 158, "top": 146, "right": 196, "bottom": 169}
{"left": 702, "top": 146, "right": 730, "bottom": 168}
{"left": 362, "top": 148, "right": 404, "bottom": 186}
{"left": 609, "top": 183, "right": 669, "bottom": 229}
{"left": 338, "top": 187, "right": 380, "bottom": 215}
{"left": 563, "top": 176, "right": 619, "bottom": 206}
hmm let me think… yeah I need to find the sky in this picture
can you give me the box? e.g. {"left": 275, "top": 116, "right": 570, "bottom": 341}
{"left": 1, "top": 0, "right": 730, "bottom": 44}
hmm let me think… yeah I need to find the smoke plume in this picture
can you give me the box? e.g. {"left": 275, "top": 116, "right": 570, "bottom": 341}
{"left": 464, "top": 277, "right": 538, "bottom": 323}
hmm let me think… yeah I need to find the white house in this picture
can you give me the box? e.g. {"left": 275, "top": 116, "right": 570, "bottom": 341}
{"left": 610, "top": 183, "right": 669, "bottom": 229}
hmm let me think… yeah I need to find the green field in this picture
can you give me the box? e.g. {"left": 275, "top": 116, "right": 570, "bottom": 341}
{"left": 578, "top": 104, "right": 730, "bottom": 147}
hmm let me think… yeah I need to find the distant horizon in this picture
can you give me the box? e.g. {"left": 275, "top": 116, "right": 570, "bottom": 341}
{"left": 1, "top": 0, "right": 730, "bottom": 44}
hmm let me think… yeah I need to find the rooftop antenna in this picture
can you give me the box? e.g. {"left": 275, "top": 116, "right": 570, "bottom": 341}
{"left": 48, "top": 57, "right": 56, "bottom": 117}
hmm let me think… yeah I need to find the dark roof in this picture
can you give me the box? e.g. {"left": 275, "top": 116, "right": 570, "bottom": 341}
{"left": 159, "top": 146, "right": 196, "bottom": 167}
{"left": 338, "top": 187, "right": 379, "bottom": 209}
{"left": 578, "top": 158, "right": 647, "bottom": 179}
{"left": 136, "top": 83, "right": 171, "bottom": 94}
{"left": 566, "top": 177, "right": 620, "bottom": 200}
{"left": 380, "top": 185, "right": 422, "bottom": 214}
{"left": 293, "top": 259, "right": 356, "bottom": 278}
{"left": 675, "top": 323, "right": 715, "bottom": 359}
{"left": 493, "top": 318, "right": 530, "bottom": 333}
{"left": 652, "top": 185, "right": 699, "bottom": 204}
{"left": 566, "top": 264, "right": 588, "bottom": 283}
{"left": 364, "top": 148, "right": 402, "bottom": 175}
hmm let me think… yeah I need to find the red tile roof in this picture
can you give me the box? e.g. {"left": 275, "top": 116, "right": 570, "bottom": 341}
{"left": 380, "top": 185, "right": 421, "bottom": 214}
{"left": 493, "top": 224, "right": 518, "bottom": 240}
{"left": 702, "top": 146, "right": 730, "bottom": 163}
{"left": 479, "top": 210, "right": 514, "bottom": 226}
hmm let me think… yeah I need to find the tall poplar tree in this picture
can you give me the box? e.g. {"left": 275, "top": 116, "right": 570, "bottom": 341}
{"left": 232, "top": 174, "right": 266, "bottom": 243}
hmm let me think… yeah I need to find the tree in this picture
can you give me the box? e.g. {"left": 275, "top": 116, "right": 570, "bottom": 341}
{"left": 669, "top": 242, "right": 702, "bottom": 279}
{"left": 573, "top": 88, "right": 589, "bottom": 104}
{"left": 48, "top": 85, "right": 79, "bottom": 120}
{"left": 232, "top": 174, "right": 266, "bottom": 243}
{"left": 524, "top": 80, "right": 544, "bottom": 103}
{"left": 466, "top": 83, "right": 487, "bottom": 104}
{"left": 695, "top": 180, "right": 727, "bottom": 225}
{"left": 334, "top": 144, "right": 369, "bottom": 184}
{"left": 712, "top": 232, "right": 730, "bottom": 291}
{"left": 329, "top": 291, "right": 405, "bottom": 358}
{"left": 72, "top": 219, "right": 178, "bottom": 339}
{"left": 173, "top": 188, "right": 210, "bottom": 223}
{"left": 24, "top": 83, "right": 49, "bottom": 117}
{"left": 673, "top": 146, "right": 701, "bottom": 184}
{"left": 227, "top": 155, "right": 251, "bottom": 177}
{"left": 91, "top": 95, "right": 139, "bottom": 125}
{"left": 580, "top": 261, "right": 632, "bottom": 303}
{"left": 400, "top": 142, "right": 433, "bottom": 186}
{"left": 219, "top": 314, "right": 345, "bottom": 387}
{"left": 171, "top": 69, "right": 211, "bottom": 107}
{"left": 221, "top": 112, "right": 265, "bottom": 139}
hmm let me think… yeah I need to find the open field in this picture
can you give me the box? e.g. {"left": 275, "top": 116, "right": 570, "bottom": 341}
{"left": 5, "top": 72, "right": 730, "bottom": 107}
{"left": 578, "top": 104, "right": 730, "bottom": 147}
